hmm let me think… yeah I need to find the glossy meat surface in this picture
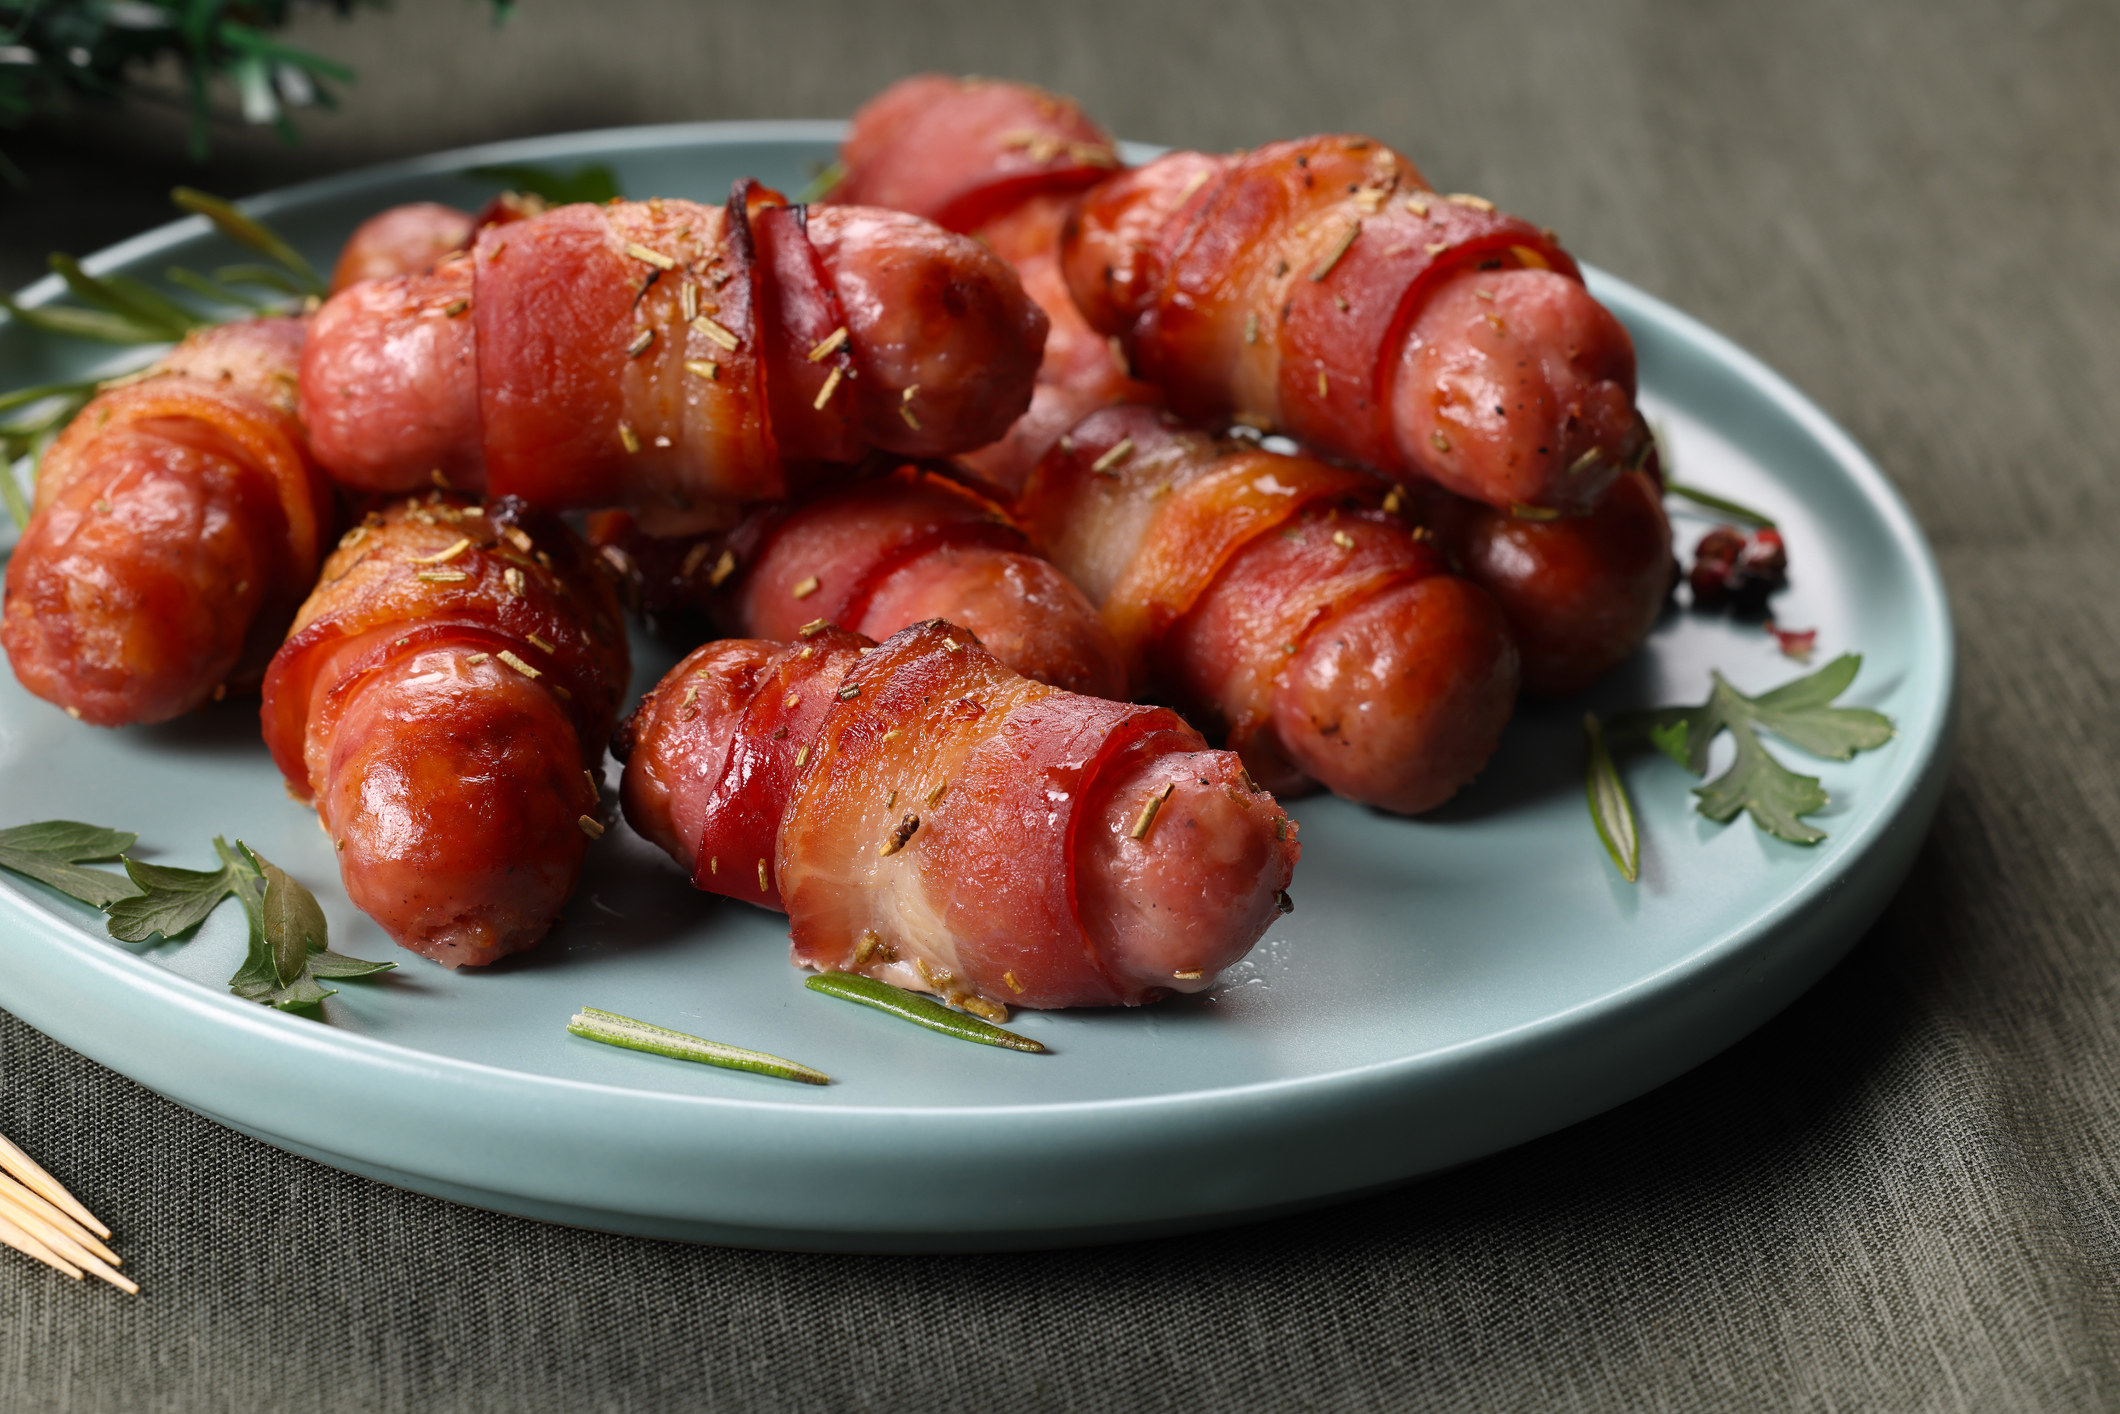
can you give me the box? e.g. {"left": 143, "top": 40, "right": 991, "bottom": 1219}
{"left": 329, "top": 202, "right": 476, "bottom": 291}
{"left": 298, "top": 193, "right": 1045, "bottom": 512}
{"left": 804, "top": 206, "right": 1048, "bottom": 460}
{"left": 957, "top": 193, "right": 1162, "bottom": 494}
{"left": 2, "top": 318, "right": 327, "bottom": 726}
{"left": 1018, "top": 405, "right": 1517, "bottom": 812}
{"left": 837, "top": 76, "right": 1663, "bottom": 699}
{"left": 835, "top": 82, "right": 1151, "bottom": 493}
{"left": 301, "top": 256, "right": 484, "bottom": 492}
{"left": 589, "top": 463, "right": 1124, "bottom": 697}
{"left": 618, "top": 620, "right": 1297, "bottom": 1009}
{"left": 260, "top": 495, "right": 628, "bottom": 965}
{"left": 1063, "top": 137, "right": 1648, "bottom": 514}
{"left": 836, "top": 74, "right": 1118, "bottom": 233}
{"left": 1417, "top": 469, "right": 1674, "bottom": 696}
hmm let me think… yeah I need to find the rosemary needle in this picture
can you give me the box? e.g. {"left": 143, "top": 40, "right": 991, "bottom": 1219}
{"left": 1664, "top": 480, "right": 1777, "bottom": 528}
{"left": 567, "top": 1008, "right": 830, "bottom": 1085}
{"left": 805, "top": 973, "right": 1046, "bottom": 1053}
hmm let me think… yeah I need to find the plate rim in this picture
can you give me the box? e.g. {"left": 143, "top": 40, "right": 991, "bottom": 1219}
{"left": 0, "top": 121, "right": 1956, "bottom": 1236}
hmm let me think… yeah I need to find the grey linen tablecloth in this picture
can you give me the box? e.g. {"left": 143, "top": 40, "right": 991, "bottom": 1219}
{"left": 4, "top": 1, "right": 2118, "bottom": 1407}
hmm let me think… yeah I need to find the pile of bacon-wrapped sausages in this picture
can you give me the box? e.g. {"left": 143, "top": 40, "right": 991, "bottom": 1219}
{"left": 0, "top": 75, "right": 1672, "bottom": 1015}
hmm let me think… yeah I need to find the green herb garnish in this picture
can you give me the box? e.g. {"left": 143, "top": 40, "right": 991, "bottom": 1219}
{"left": 567, "top": 1008, "right": 829, "bottom": 1084}
{"left": 0, "top": 824, "right": 392, "bottom": 1012}
{"left": 1, "top": 452, "right": 29, "bottom": 530}
{"left": 1582, "top": 714, "right": 1639, "bottom": 882}
{"left": 0, "top": 821, "right": 140, "bottom": 908}
{"left": 2, "top": 381, "right": 102, "bottom": 529}
{"left": 468, "top": 163, "right": 623, "bottom": 207}
{"left": 796, "top": 160, "right": 845, "bottom": 204}
{"left": 225, "top": 844, "right": 389, "bottom": 1008}
{"left": 170, "top": 188, "right": 325, "bottom": 294}
{"left": 805, "top": 972, "right": 1046, "bottom": 1053}
{"left": 47, "top": 253, "right": 207, "bottom": 341}
{"left": 1599, "top": 654, "right": 1896, "bottom": 851}
{"left": 2, "top": 190, "right": 327, "bottom": 522}
{"left": 1664, "top": 481, "right": 1777, "bottom": 528}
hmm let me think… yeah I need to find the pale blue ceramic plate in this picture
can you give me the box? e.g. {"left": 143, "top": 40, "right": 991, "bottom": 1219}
{"left": 0, "top": 125, "right": 1953, "bottom": 1250}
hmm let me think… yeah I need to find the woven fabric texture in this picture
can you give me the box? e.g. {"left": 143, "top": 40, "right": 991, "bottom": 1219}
{"left": 4, "top": 0, "right": 2119, "bottom": 1408}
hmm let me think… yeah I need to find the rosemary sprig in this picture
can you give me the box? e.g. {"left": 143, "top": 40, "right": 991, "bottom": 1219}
{"left": 171, "top": 188, "right": 324, "bottom": 293}
{"left": 47, "top": 254, "right": 204, "bottom": 340}
{"left": 2, "top": 187, "right": 316, "bottom": 364}
{"left": 0, "top": 295, "right": 168, "bottom": 345}
{"left": 805, "top": 972, "right": 1046, "bottom": 1053}
{"left": 164, "top": 267, "right": 275, "bottom": 313}
{"left": 1665, "top": 481, "right": 1777, "bottom": 528}
{"left": 206, "top": 264, "right": 316, "bottom": 298}
{"left": 796, "top": 161, "right": 845, "bottom": 204}
{"left": 567, "top": 1008, "right": 830, "bottom": 1084}
{"left": 1, "top": 188, "right": 321, "bottom": 520}
{"left": 1582, "top": 714, "right": 1639, "bottom": 882}
{"left": 2, "top": 382, "right": 102, "bottom": 527}
{"left": 1, "top": 453, "right": 28, "bottom": 531}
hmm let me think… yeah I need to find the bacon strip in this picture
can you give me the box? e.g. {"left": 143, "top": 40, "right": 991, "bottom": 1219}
{"left": 836, "top": 81, "right": 1154, "bottom": 494}
{"left": 1019, "top": 406, "right": 1518, "bottom": 811}
{"left": 1063, "top": 136, "right": 1649, "bottom": 516}
{"left": 617, "top": 620, "right": 1297, "bottom": 1009}
{"left": 588, "top": 462, "right": 1124, "bottom": 698}
{"left": 2, "top": 317, "right": 330, "bottom": 726}
{"left": 259, "top": 494, "right": 629, "bottom": 967}
{"left": 833, "top": 74, "right": 1119, "bottom": 233}
{"left": 839, "top": 76, "right": 1674, "bottom": 698}
{"left": 300, "top": 188, "right": 1046, "bottom": 516}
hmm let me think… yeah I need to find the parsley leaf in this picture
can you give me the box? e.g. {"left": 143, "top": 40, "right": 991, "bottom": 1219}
{"left": 105, "top": 842, "right": 250, "bottom": 943}
{"left": 0, "top": 821, "right": 141, "bottom": 908}
{"left": 1608, "top": 653, "right": 1895, "bottom": 846}
{"left": 225, "top": 843, "right": 393, "bottom": 1009}
{"left": 8, "top": 824, "right": 393, "bottom": 1011}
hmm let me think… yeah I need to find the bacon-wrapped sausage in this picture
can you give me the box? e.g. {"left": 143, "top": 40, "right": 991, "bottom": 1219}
{"left": 835, "top": 77, "right": 1152, "bottom": 494}
{"left": 1062, "top": 136, "right": 1651, "bottom": 517}
{"left": 588, "top": 461, "right": 1124, "bottom": 698}
{"left": 1018, "top": 405, "right": 1517, "bottom": 812}
{"left": 618, "top": 619, "right": 1295, "bottom": 1009}
{"left": 2, "top": 317, "right": 330, "bottom": 726}
{"left": 259, "top": 494, "right": 628, "bottom": 967}
{"left": 840, "top": 77, "right": 1674, "bottom": 697}
{"left": 300, "top": 184, "right": 1047, "bottom": 518}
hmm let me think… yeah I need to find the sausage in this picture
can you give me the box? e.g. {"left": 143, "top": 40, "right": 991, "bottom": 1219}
{"left": 836, "top": 81, "right": 1153, "bottom": 493}
{"left": 587, "top": 461, "right": 1125, "bottom": 698}
{"left": 837, "top": 77, "right": 1668, "bottom": 696}
{"left": 1018, "top": 404, "right": 1517, "bottom": 812}
{"left": 1061, "top": 137, "right": 1651, "bottom": 515}
{"left": 1, "top": 317, "right": 330, "bottom": 726}
{"left": 953, "top": 193, "right": 1162, "bottom": 494}
{"left": 833, "top": 74, "right": 1119, "bottom": 233}
{"left": 1414, "top": 470, "right": 1673, "bottom": 697}
{"left": 259, "top": 494, "right": 629, "bottom": 967}
{"left": 298, "top": 186, "right": 1047, "bottom": 513}
{"left": 616, "top": 619, "right": 1296, "bottom": 1009}
{"left": 329, "top": 202, "right": 477, "bottom": 291}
